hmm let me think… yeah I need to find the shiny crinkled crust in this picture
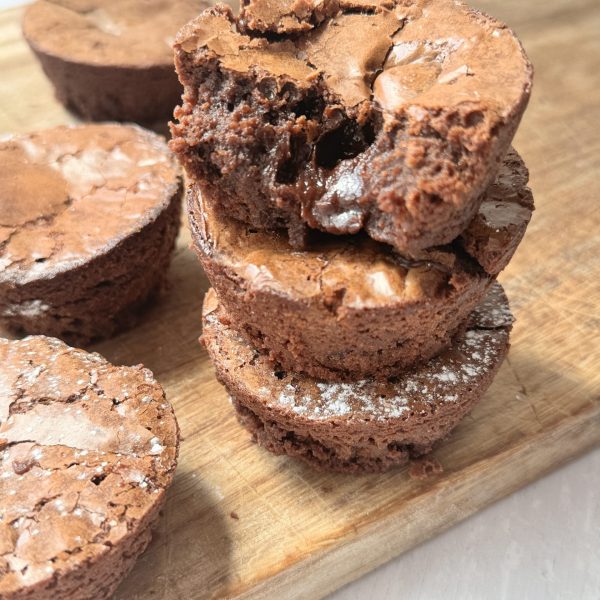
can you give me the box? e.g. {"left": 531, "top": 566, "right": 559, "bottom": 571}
{"left": 190, "top": 183, "right": 491, "bottom": 380}
{"left": 22, "top": 0, "right": 209, "bottom": 68}
{"left": 0, "top": 336, "right": 179, "bottom": 598}
{"left": 0, "top": 123, "right": 182, "bottom": 286}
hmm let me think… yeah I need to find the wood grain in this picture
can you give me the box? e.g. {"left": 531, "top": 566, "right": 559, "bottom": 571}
{"left": 1, "top": 2, "right": 599, "bottom": 598}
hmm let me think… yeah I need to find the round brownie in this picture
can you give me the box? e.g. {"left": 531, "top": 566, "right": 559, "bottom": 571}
{"left": 202, "top": 283, "right": 512, "bottom": 473}
{"left": 171, "top": 0, "right": 532, "bottom": 253}
{"left": 189, "top": 149, "right": 531, "bottom": 380}
{"left": 22, "top": 0, "right": 212, "bottom": 123}
{"left": 0, "top": 336, "right": 179, "bottom": 600}
{"left": 0, "top": 124, "right": 182, "bottom": 345}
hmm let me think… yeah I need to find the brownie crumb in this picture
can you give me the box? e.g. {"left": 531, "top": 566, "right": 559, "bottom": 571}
{"left": 409, "top": 457, "right": 444, "bottom": 480}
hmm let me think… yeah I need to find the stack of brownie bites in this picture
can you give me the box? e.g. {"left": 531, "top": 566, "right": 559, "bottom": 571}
{"left": 172, "top": 0, "right": 534, "bottom": 473}
{"left": 0, "top": 0, "right": 535, "bottom": 595}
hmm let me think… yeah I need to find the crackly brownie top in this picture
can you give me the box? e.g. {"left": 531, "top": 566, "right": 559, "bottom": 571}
{"left": 190, "top": 149, "right": 531, "bottom": 309}
{"left": 176, "top": 0, "right": 531, "bottom": 113}
{"left": 192, "top": 188, "right": 477, "bottom": 307}
{"left": 0, "top": 124, "right": 181, "bottom": 286}
{"left": 23, "top": 0, "right": 211, "bottom": 66}
{"left": 0, "top": 336, "right": 178, "bottom": 595}
{"left": 202, "top": 282, "right": 512, "bottom": 421}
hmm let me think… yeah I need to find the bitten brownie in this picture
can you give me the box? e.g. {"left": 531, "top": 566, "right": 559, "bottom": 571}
{"left": 0, "top": 124, "right": 182, "bottom": 345}
{"left": 202, "top": 283, "right": 512, "bottom": 473}
{"left": 0, "top": 336, "right": 179, "bottom": 600}
{"left": 22, "top": 0, "right": 212, "bottom": 123}
{"left": 171, "top": 0, "right": 533, "bottom": 252}
{"left": 189, "top": 150, "right": 532, "bottom": 380}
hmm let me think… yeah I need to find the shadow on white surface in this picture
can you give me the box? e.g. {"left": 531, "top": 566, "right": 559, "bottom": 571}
{"left": 330, "top": 448, "right": 600, "bottom": 600}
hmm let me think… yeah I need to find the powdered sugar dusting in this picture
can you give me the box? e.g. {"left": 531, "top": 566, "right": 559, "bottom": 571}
{"left": 1, "top": 299, "right": 50, "bottom": 318}
{"left": 276, "top": 379, "right": 412, "bottom": 420}
{"left": 208, "top": 284, "right": 511, "bottom": 423}
{"left": 470, "top": 283, "right": 514, "bottom": 328}
{"left": 265, "top": 324, "right": 508, "bottom": 421}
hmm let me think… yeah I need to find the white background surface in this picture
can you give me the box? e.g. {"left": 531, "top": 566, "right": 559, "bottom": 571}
{"left": 1, "top": 0, "right": 599, "bottom": 598}
{"left": 0, "top": 0, "right": 25, "bottom": 8}
{"left": 0, "top": 0, "right": 27, "bottom": 8}
{"left": 330, "top": 449, "right": 600, "bottom": 600}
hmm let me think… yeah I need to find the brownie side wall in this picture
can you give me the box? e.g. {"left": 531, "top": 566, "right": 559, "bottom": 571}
{"left": 28, "top": 44, "right": 182, "bottom": 123}
{"left": 190, "top": 203, "right": 492, "bottom": 379}
{"left": 204, "top": 320, "right": 511, "bottom": 474}
{"left": 7, "top": 493, "right": 168, "bottom": 600}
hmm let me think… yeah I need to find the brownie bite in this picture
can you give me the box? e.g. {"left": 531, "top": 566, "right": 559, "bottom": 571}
{"left": 189, "top": 149, "right": 532, "bottom": 380}
{"left": 171, "top": 0, "right": 532, "bottom": 253}
{"left": 202, "top": 283, "right": 512, "bottom": 473}
{"left": 22, "top": 0, "right": 214, "bottom": 123}
{"left": 0, "top": 124, "right": 182, "bottom": 345}
{"left": 0, "top": 336, "right": 179, "bottom": 600}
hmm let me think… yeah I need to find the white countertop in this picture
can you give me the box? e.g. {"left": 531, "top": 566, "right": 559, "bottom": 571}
{"left": 0, "top": 0, "right": 26, "bottom": 8}
{"left": 330, "top": 448, "right": 600, "bottom": 600}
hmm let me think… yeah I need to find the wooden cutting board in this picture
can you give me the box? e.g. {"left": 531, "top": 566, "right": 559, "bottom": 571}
{"left": 1, "top": 1, "right": 599, "bottom": 598}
